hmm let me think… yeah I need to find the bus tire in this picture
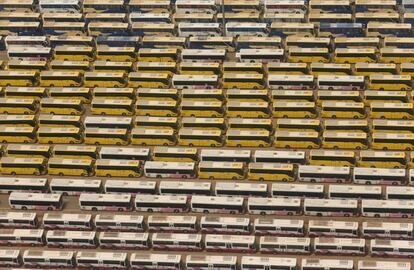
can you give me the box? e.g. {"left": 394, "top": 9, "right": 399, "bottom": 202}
{"left": 287, "top": 212, "right": 293, "bottom": 216}
{"left": 118, "top": 208, "right": 124, "bottom": 212}
{"left": 230, "top": 211, "right": 235, "bottom": 214}
{"left": 282, "top": 178, "right": 287, "bottom": 182}
{"left": 182, "top": 175, "right": 187, "bottom": 179}
{"left": 403, "top": 214, "right": 408, "bottom": 218}
{"left": 148, "top": 209, "right": 153, "bottom": 213}
{"left": 236, "top": 144, "right": 242, "bottom": 147}
{"left": 259, "top": 177, "right": 264, "bottom": 181}
{"left": 92, "top": 207, "right": 97, "bottom": 211}
{"left": 11, "top": 172, "right": 16, "bottom": 175}
{"left": 48, "top": 141, "right": 53, "bottom": 144}
{"left": 356, "top": 146, "right": 361, "bottom": 150}
{"left": 317, "top": 213, "right": 322, "bottom": 217}
{"left": 209, "top": 176, "right": 214, "bottom": 180}
{"left": 58, "top": 173, "right": 64, "bottom": 176}
{"left": 174, "top": 209, "right": 179, "bottom": 213}
{"left": 128, "top": 174, "right": 134, "bottom": 178}
{"left": 210, "top": 144, "right": 216, "bottom": 147}
{"left": 203, "top": 210, "right": 209, "bottom": 214}
{"left": 1, "top": 140, "right": 6, "bottom": 143}
{"left": 232, "top": 176, "right": 237, "bottom": 180}
{"left": 95, "top": 142, "right": 100, "bottom": 146}
{"left": 259, "top": 144, "right": 263, "bottom": 148}
{"left": 106, "top": 174, "right": 111, "bottom": 177}
{"left": 260, "top": 211, "right": 266, "bottom": 215}
{"left": 374, "top": 214, "right": 380, "bottom": 218}
{"left": 189, "top": 143, "right": 194, "bottom": 147}
{"left": 22, "top": 206, "right": 27, "bottom": 210}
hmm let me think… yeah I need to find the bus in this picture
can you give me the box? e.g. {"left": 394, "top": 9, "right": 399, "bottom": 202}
{"left": 53, "top": 145, "right": 98, "bottom": 160}
{"left": 322, "top": 131, "right": 368, "bottom": 150}
{"left": 0, "top": 157, "right": 45, "bottom": 176}
{"left": 372, "top": 120, "right": 414, "bottom": 133}
{"left": 50, "top": 178, "right": 101, "bottom": 195}
{"left": 43, "top": 213, "right": 93, "bottom": 230}
{"left": 96, "top": 46, "right": 136, "bottom": 62}
{"left": 274, "top": 131, "right": 320, "bottom": 149}
{"left": 362, "top": 221, "right": 413, "bottom": 239}
{"left": 91, "top": 99, "right": 134, "bottom": 116}
{"left": 370, "top": 239, "right": 414, "bottom": 257}
{"left": 181, "top": 100, "right": 224, "bottom": 118}
{"left": 371, "top": 102, "right": 414, "bottom": 120}
{"left": 298, "top": 165, "right": 350, "bottom": 183}
{"left": 228, "top": 118, "right": 271, "bottom": 132}
{"left": 200, "top": 216, "right": 250, "bottom": 234}
{"left": 225, "top": 22, "right": 267, "bottom": 37}
{"left": 0, "top": 228, "right": 43, "bottom": 246}
{"left": 143, "top": 161, "right": 196, "bottom": 179}
{"left": 93, "top": 87, "right": 135, "bottom": 100}
{"left": 147, "top": 215, "right": 197, "bottom": 233}
{"left": 358, "top": 261, "right": 411, "bottom": 270}
{"left": 87, "top": 22, "right": 129, "bottom": 37}
{"left": 137, "top": 48, "right": 178, "bottom": 62}
{"left": 95, "top": 159, "right": 142, "bottom": 178}
{"left": 175, "top": 0, "right": 216, "bottom": 14}
{"left": 191, "top": 195, "right": 244, "bottom": 214}
{"left": 386, "top": 186, "right": 414, "bottom": 200}
{"left": 241, "top": 257, "right": 297, "bottom": 270}
{"left": 179, "top": 62, "right": 220, "bottom": 76}
{"left": 253, "top": 218, "right": 304, "bottom": 236}
{"left": 151, "top": 233, "right": 202, "bottom": 251}
{"left": 358, "top": 151, "right": 406, "bottom": 168}
{"left": 37, "top": 126, "right": 82, "bottom": 145}
{"left": 134, "top": 116, "right": 176, "bottom": 130}
{"left": 186, "top": 255, "right": 237, "bottom": 270}
{"left": 130, "top": 253, "right": 182, "bottom": 270}
{"left": 137, "top": 88, "right": 178, "bottom": 101}
{"left": 9, "top": 192, "right": 63, "bottom": 210}
{"left": 215, "top": 182, "right": 267, "bottom": 198}
{"left": 271, "top": 183, "right": 324, "bottom": 199}
{"left": 204, "top": 235, "right": 255, "bottom": 253}
{"left": 367, "top": 22, "right": 412, "bottom": 37}
{"left": 84, "top": 127, "right": 129, "bottom": 146}
{"left": 105, "top": 180, "right": 156, "bottom": 195}
{"left": 0, "top": 177, "right": 47, "bottom": 193}
{"left": 200, "top": 149, "right": 251, "bottom": 163}
{"left": 0, "top": 21, "right": 39, "bottom": 36}
{"left": 253, "top": 150, "right": 305, "bottom": 164}
{"left": 0, "top": 71, "right": 37, "bottom": 87}
{"left": 6, "top": 144, "right": 50, "bottom": 159}
{"left": 5, "top": 60, "right": 46, "bottom": 73}
{"left": 248, "top": 162, "right": 294, "bottom": 182}
{"left": 302, "top": 259, "right": 353, "bottom": 270}
{"left": 135, "top": 195, "right": 188, "bottom": 213}
{"left": 54, "top": 46, "right": 94, "bottom": 62}
{"left": 334, "top": 48, "right": 377, "bottom": 63}
{"left": 0, "top": 97, "right": 37, "bottom": 114}
{"left": 226, "top": 129, "right": 271, "bottom": 148}
{"left": 135, "top": 99, "right": 177, "bottom": 117}
{"left": 314, "top": 238, "right": 365, "bottom": 255}
{"left": 76, "top": 252, "right": 128, "bottom": 270}
{"left": 94, "top": 214, "right": 144, "bottom": 232}
{"left": 178, "top": 23, "right": 220, "bottom": 37}
{"left": 364, "top": 90, "right": 408, "bottom": 105}
{"left": 223, "top": 74, "right": 265, "bottom": 90}
{"left": 49, "top": 36, "right": 93, "bottom": 47}
{"left": 40, "top": 98, "right": 83, "bottom": 115}
{"left": 368, "top": 75, "right": 412, "bottom": 91}
{"left": 23, "top": 250, "right": 75, "bottom": 269}
{"left": 226, "top": 100, "right": 269, "bottom": 117}
{"left": 310, "top": 62, "right": 352, "bottom": 76}
{"left": 48, "top": 87, "right": 91, "bottom": 103}
{"left": 99, "top": 147, "right": 149, "bottom": 161}
{"left": 248, "top": 197, "right": 301, "bottom": 216}
{"left": 128, "top": 72, "right": 170, "bottom": 88}
{"left": 153, "top": 147, "right": 198, "bottom": 163}
{"left": 182, "top": 117, "right": 225, "bottom": 130}
{"left": 84, "top": 72, "right": 126, "bottom": 88}
{"left": 309, "top": 150, "right": 355, "bottom": 167}
{"left": 99, "top": 231, "right": 149, "bottom": 249}
{"left": 0, "top": 249, "right": 20, "bottom": 268}
{"left": 354, "top": 63, "right": 397, "bottom": 76}
{"left": 188, "top": 36, "right": 234, "bottom": 51}
{"left": 181, "top": 49, "right": 226, "bottom": 63}
{"left": 236, "top": 48, "right": 284, "bottom": 63}
{"left": 317, "top": 75, "right": 365, "bottom": 90}
{"left": 178, "top": 128, "right": 223, "bottom": 147}
{"left": 272, "top": 90, "right": 315, "bottom": 102}
{"left": 93, "top": 61, "right": 134, "bottom": 73}
{"left": 141, "top": 36, "right": 185, "bottom": 49}
{"left": 0, "top": 126, "right": 36, "bottom": 144}
{"left": 308, "top": 220, "right": 359, "bottom": 237}
{"left": 328, "top": 185, "right": 382, "bottom": 200}
{"left": 0, "top": 212, "right": 37, "bottom": 228}
{"left": 136, "top": 62, "right": 177, "bottom": 75}
{"left": 304, "top": 198, "right": 359, "bottom": 217}
{"left": 79, "top": 193, "right": 132, "bottom": 212}
{"left": 4, "top": 87, "right": 45, "bottom": 101}
{"left": 260, "top": 236, "right": 310, "bottom": 254}
{"left": 46, "top": 230, "right": 97, "bottom": 248}
{"left": 47, "top": 158, "right": 93, "bottom": 177}
{"left": 321, "top": 101, "right": 365, "bottom": 119}
{"left": 198, "top": 161, "right": 245, "bottom": 180}
{"left": 0, "top": 114, "right": 36, "bottom": 127}
{"left": 380, "top": 48, "right": 414, "bottom": 63}
{"left": 287, "top": 47, "right": 330, "bottom": 63}
{"left": 172, "top": 74, "right": 219, "bottom": 89}
{"left": 361, "top": 199, "right": 414, "bottom": 218}
{"left": 159, "top": 181, "right": 210, "bottom": 196}
{"left": 43, "top": 21, "right": 85, "bottom": 36}
{"left": 272, "top": 102, "right": 317, "bottom": 118}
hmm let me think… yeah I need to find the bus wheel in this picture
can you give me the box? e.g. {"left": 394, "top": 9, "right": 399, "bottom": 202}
{"left": 356, "top": 146, "right": 361, "bottom": 150}
{"left": 11, "top": 172, "right": 16, "bottom": 175}
{"left": 34, "top": 172, "right": 40, "bottom": 176}
{"left": 403, "top": 214, "right": 408, "bottom": 218}
{"left": 182, "top": 175, "right": 187, "bottom": 179}
{"left": 22, "top": 206, "right": 27, "bottom": 210}
{"left": 317, "top": 213, "right": 322, "bottom": 217}
{"left": 92, "top": 207, "right": 98, "bottom": 211}
{"left": 58, "top": 173, "right": 64, "bottom": 176}
{"left": 209, "top": 176, "right": 214, "bottom": 180}
{"left": 2, "top": 140, "right": 6, "bottom": 143}
{"left": 287, "top": 212, "right": 293, "bottom": 216}
{"left": 232, "top": 176, "right": 237, "bottom": 180}
{"left": 260, "top": 212, "right": 266, "bottom": 215}
{"left": 230, "top": 211, "right": 235, "bottom": 214}
{"left": 259, "top": 177, "right": 264, "bottom": 181}
{"left": 374, "top": 214, "right": 380, "bottom": 218}
{"left": 174, "top": 209, "right": 179, "bottom": 213}
{"left": 163, "top": 143, "right": 169, "bottom": 146}
{"left": 282, "top": 178, "right": 287, "bottom": 182}
{"left": 128, "top": 174, "right": 134, "bottom": 178}
{"left": 106, "top": 174, "right": 111, "bottom": 178}
{"left": 189, "top": 143, "right": 194, "bottom": 147}
{"left": 203, "top": 210, "right": 209, "bottom": 214}
{"left": 236, "top": 144, "right": 242, "bottom": 147}
{"left": 95, "top": 142, "right": 100, "bottom": 146}
{"left": 48, "top": 207, "right": 53, "bottom": 211}
{"left": 118, "top": 208, "right": 124, "bottom": 212}
{"left": 147, "top": 209, "right": 153, "bottom": 213}
{"left": 210, "top": 144, "right": 216, "bottom": 147}
{"left": 48, "top": 141, "right": 53, "bottom": 144}
{"left": 259, "top": 144, "right": 263, "bottom": 148}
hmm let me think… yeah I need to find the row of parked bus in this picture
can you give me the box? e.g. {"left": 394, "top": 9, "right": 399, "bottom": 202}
{"left": 0, "top": 249, "right": 408, "bottom": 270}
{"left": 4, "top": 211, "right": 414, "bottom": 240}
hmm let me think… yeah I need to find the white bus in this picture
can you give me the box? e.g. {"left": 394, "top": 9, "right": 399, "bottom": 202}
{"left": 215, "top": 182, "right": 267, "bottom": 198}
{"left": 46, "top": 230, "right": 97, "bottom": 248}
{"left": 23, "top": 250, "right": 75, "bottom": 269}
{"left": 178, "top": 23, "right": 221, "bottom": 37}
{"left": 328, "top": 185, "right": 382, "bottom": 199}
{"left": 236, "top": 48, "right": 285, "bottom": 63}
{"left": 200, "top": 216, "right": 250, "bottom": 234}
{"left": 314, "top": 237, "right": 365, "bottom": 255}
{"left": 370, "top": 239, "right": 414, "bottom": 257}
{"left": 159, "top": 181, "right": 211, "bottom": 196}
{"left": 76, "top": 251, "right": 128, "bottom": 269}
{"left": 241, "top": 257, "right": 297, "bottom": 270}
{"left": 98, "top": 231, "right": 149, "bottom": 249}
{"left": 79, "top": 193, "right": 132, "bottom": 212}
{"left": 186, "top": 255, "right": 237, "bottom": 270}
{"left": 0, "top": 228, "right": 44, "bottom": 246}
{"left": 304, "top": 198, "right": 358, "bottom": 217}
{"left": 386, "top": 186, "right": 414, "bottom": 200}
{"left": 353, "top": 167, "right": 406, "bottom": 185}
{"left": 147, "top": 215, "right": 197, "bottom": 233}
{"left": 175, "top": 0, "right": 216, "bottom": 14}
{"left": 0, "top": 249, "right": 20, "bottom": 268}
{"left": 225, "top": 22, "right": 268, "bottom": 37}
{"left": 9, "top": 192, "right": 63, "bottom": 210}
{"left": 259, "top": 236, "right": 310, "bottom": 254}
{"left": 253, "top": 218, "right": 304, "bottom": 236}
{"left": 42, "top": 213, "right": 92, "bottom": 230}
{"left": 151, "top": 233, "right": 203, "bottom": 251}
{"left": 104, "top": 180, "right": 157, "bottom": 196}
{"left": 248, "top": 197, "right": 301, "bottom": 216}
{"left": 50, "top": 178, "right": 102, "bottom": 195}
{"left": 200, "top": 149, "right": 251, "bottom": 163}
{"left": 308, "top": 220, "right": 359, "bottom": 237}
{"left": 0, "top": 177, "right": 48, "bottom": 193}
{"left": 205, "top": 234, "right": 256, "bottom": 253}
{"left": 0, "top": 212, "right": 37, "bottom": 228}
{"left": 298, "top": 165, "right": 351, "bottom": 183}
{"left": 358, "top": 260, "right": 411, "bottom": 270}
{"left": 361, "top": 199, "right": 414, "bottom": 218}
{"left": 253, "top": 150, "right": 306, "bottom": 164}
{"left": 362, "top": 221, "right": 413, "bottom": 239}
{"left": 94, "top": 214, "right": 144, "bottom": 232}
{"left": 302, "top": 259, "right": 353, "bottom": 270}
{"left": 99, "top": 147, "right": 150, "bottom": 161}
{"left": 130, "top": 253, "right": 182, "bottom": 270}
{"left": 135, "top": 195, "right": 188, "bottom": 213}
{"left": 191, "top": 195, "right": 244, "bottom": 214}
{"left": 143, "top": 161, "right": 196, "bottom": 179}
{"left": 271, "top": 184, "right": 324, "bottom": 199}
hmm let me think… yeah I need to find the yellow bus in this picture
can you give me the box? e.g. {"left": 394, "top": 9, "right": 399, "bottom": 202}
{"left": 0, "top": 71, "right": 37, "bottom": 87}
{"left": 380, "top": 47, "right": 414, "bottom": 63}
{"left": 135, "top": 99, "right": 178, "bottom": 117}
{"left": 334, "top": 37, "right": 380, "bottom": 48}
{"left": 321, "top": 101, "right": 366, "bottom": 119}
{"left": 222, "top": 62, "right": 263, "bottom": 74}
{"left": 267, "top": 62, "right": 309, "bottom": 75}
{"left": 222, "top": 73, "right": 265, "bottom": 89}
{"left": 271, "top": 90, "right": 314, "bottom": 102}
{"left": 84, "top": 127, "right": 129, "bottom": 146}
{"left": 0, "top": 157, "right": 46, "bottom": 175}
{"left": 47, "top": 157, "right": 94, "bottom": 177}
{"left": 136, "top": 88, "right": 178, "bottom": 101}
{"left": 181, "top": 117, "right": 226, "bottom": 131}
{"left": 370, "top": 102, "right": 414, "bottom": 119}
{"left": 136, "top": 115, "right": 177, "bottom": 131}
{"left": 358, "top": 150, "right": 406, "bottom": 169}
{"left": 309, "top": 149, "right": 356, "bottom": 167}
{"left": 180, "top": 100, "right": 224, "bottom": 118}
{"left": 248, "top": 162, "right": 294, "bottom": 182}
{"left": 275, "top": 118, "right": 321, "bottom": 133}
{"left": 5, "top": 60, "right": 47, "bottom": 72}
{"left": 52, "top": 145, "right": 98, "bottom": 160}
{"left": 136, "top": 61, "right": 177, "bottom": 75}
{"left": 0, "top": 98, "right": 37, "bottom": 114}
{"left": 181, "top": 89, "right": 224, "bottom": 101}
{"left": 84, "top": 72, "right": 126, "bottom": 88}
{"left": 178, "top": 62, "right": 221, "bottom": 75}
{"left": 198, "top": 161, "right": 245, "bottom": 180}
{"left": 287, "top": 47, "right": 330, "bottom": 63}
{"left": 128, "top": 72, "right": 170, "bottom": 88}
{"left": 96, "top": 46, "right": 136, "bottom": 61}
{"left": 324, "top": 119, "right": 369, "bottom": 132}
{"left": 131, "top": 127, "right": 176, "bottom": 146}
{"left": 322, "top": 131, "right": 368, "bottom": 150}
{"left": 0, "top": 115, "right": 36, "bottom": 127}
{"left": 354, "top": 63, "right": 397, "bottom": 76}
{"left": 95, "top": 159, "right": 142, "bottom": 178}
{"left": 286, "top": 36, "right": 330, "bottom": 49}
{"left": 226, "top": 100, "right": 270, "bottom": 118}
{"left": 317, "top": 91, "right": 361, "bottom": 105}
{"left": 54, "top": 46, "right": 95, "bottom": 61}
{"left": 92, "top": 61, "right": 133, "bottom": 73}
{"left": 274, "top": 130, "right": 320, "bottom": 149}
{"left": 37, "top": 127, "right": 82, "bottom": 144}
{"left": 91, "top": 98, "right": 134, "bottom": 116}
{"left": 49, "top": 87, "right": 92, "bottom": 104}
{"left": 49, "top": 60, "right": 90, "bottom": 73}
{"left": 226, "top": 89, "right": 269, "bottom": 102}
{"left": 400, "top": 63, "right": 414, "bottom": 76}
{"left": 137, "top": 48, "right": 178, "bottom": 62}
{"left": 364, "top": 90, "right": 408, "bottom": 105}
{"left": 368, "top": 74, "right": 412, "bottom": 91}
{"left": 372, "top": 119, "right": 414, "bottom": 133}
{"left": 40, "top": 98, "right": 83, "bottom": 115}
{"left": 272, "top": 101, "right": 317, "bottom": 118}
{"left": 0, "top": 126, "right": 36, "bottom": 143}
{"left": 92, "top": 87, "right": 135, "bottom": 100}
{"left": 4, "top": 87, "right": 46, "bottom": 101}
{"left": 39, "top": 71, "right": 82, "bottom": 87}
{"left": 226, "top": 129, "right": 271, "bottom": 148}
{"left": 310, "top": 62, "right": 352, "bottom": 76}
{"left": 372, "top": 132, "right": 414, "bottom": 150}
{"left": 334, "top": 48, "right": 377, "bottom": 63}
{"left": 6, "top": 144, "right": 51, "bottom": 159}
{"left": 38, "top": 114, "right": 82, "bottom": 128}
{"left": 178, "top": 128, "right": 223, "bottom": 147}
